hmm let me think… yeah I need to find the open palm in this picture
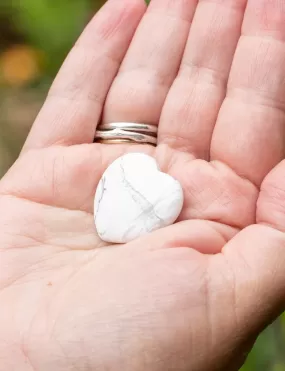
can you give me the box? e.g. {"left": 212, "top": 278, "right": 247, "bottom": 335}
{"left": 1, "top": 0, "right": 285, "bottom": 370}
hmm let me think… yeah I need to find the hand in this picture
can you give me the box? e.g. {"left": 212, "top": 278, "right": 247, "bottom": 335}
{"left": 1, "top": 0, "right": 285, "bottom": 370}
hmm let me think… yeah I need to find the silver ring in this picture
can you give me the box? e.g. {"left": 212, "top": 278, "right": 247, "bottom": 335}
{"left": 94, "top": 122, "right": 157, "bottom": 146}
{"left": 98, "top": 122, "right": 158, "bottom": 135}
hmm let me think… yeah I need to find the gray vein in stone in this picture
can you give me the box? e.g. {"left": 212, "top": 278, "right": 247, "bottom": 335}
{"left": 120, "top": 158, "right": 164, "bottom": 221}
{"left": 120, "top": 157, "right": 169, "bottom": 241}
{"left": 95, "top": 176, "right": 107, "bottom": 235}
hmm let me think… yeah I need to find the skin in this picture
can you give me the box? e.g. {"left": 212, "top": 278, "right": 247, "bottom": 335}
{"left": 1, "top": 0, "right": 285, "bottom": 369}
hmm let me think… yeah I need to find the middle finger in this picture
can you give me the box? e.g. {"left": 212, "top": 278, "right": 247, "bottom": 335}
{"left": 158, "top": 0, "right": 246, "bottom": 158}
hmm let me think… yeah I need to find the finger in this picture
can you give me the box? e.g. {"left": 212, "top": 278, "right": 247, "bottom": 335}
{"left": 222, "top": 224, "right": 285, "bottom": 340}
{"left": 126, "top": 220, "right": 238, "bottom": 254}
{"left": 158, "top": 0, "right": 246, "bottom": 158}
{"left": 103, "top": 0, "right": 198, "bottom": 126}
{"left": 211, "top": 0, "right": 285, "bottom": 186}
{"left": 24, "top": 0, "right": 146, "bottom": 151}
{"left": 257, "top": 160, "right": 285, "bottom": 232}
{"left": 223, "top": 158, "right": 285, "bottom": 340}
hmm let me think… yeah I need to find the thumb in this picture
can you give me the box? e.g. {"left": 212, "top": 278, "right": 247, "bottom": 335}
{"left": 223, "top": 160, "right": 285, "bottom": 334}
{"left": 223, "top": 225, "right": 285, "bottom": 334}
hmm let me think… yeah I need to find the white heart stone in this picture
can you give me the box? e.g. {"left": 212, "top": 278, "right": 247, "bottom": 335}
{"left": 94, "top": 153, "right": 184, "bottom": 244}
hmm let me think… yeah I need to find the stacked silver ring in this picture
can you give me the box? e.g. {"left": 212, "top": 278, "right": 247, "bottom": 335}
{"left": 94, "top": 122, "right": 158, "bottom": 146}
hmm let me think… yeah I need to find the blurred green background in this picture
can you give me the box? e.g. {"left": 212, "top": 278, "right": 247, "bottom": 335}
{"left": 0, "top": 1, "right": 285, "bottom": 369}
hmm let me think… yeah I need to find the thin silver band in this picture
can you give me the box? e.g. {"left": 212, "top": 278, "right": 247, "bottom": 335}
{"left": 98, "top": 122, "right": 158, "bottom": 135}
{"left": 95, "top": 129, "right": 157, "bottom": 145}
{"left": 94, "top": 122, "right": 157, "bottom": 146}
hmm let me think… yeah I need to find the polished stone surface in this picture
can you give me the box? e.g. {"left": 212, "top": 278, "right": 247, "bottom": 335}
{"left": 94, "top": 153, "right": 184, "bottom": 244}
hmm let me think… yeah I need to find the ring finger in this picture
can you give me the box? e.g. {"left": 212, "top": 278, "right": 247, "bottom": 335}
{"left": 102, "top": 0, "right": 198, "bottom": 127}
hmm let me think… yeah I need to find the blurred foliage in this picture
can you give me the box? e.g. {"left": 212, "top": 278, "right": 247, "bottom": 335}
{"left": 0, "top": 1, "right": 285, "bottom": 370}
{"left": 241, "top": 318, "right": 285, "bottom": 370}
{"left": 0, "top": 0, "right": 105, "bottom": 81}
{"left": 10, "top": 0, "right": 92, "bottom": 77}
{"left": 0, "top": 0, "right": 104, "bottom": 171}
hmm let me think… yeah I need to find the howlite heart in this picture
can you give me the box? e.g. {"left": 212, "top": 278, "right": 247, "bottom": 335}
{"left": 94, "top": 153, "right": 184, "bottom": 244}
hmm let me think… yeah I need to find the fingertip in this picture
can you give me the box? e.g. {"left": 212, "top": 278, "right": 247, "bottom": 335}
{"left": 85, "top": 0, "right": 146, "bottom": 45}
{"left": 106, "top": 0, "right": 147, "bottom": 15}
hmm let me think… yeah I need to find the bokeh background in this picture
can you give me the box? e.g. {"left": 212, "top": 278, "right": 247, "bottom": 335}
{"left": 1, "top": 1, "right": 285, "bottom": 369}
